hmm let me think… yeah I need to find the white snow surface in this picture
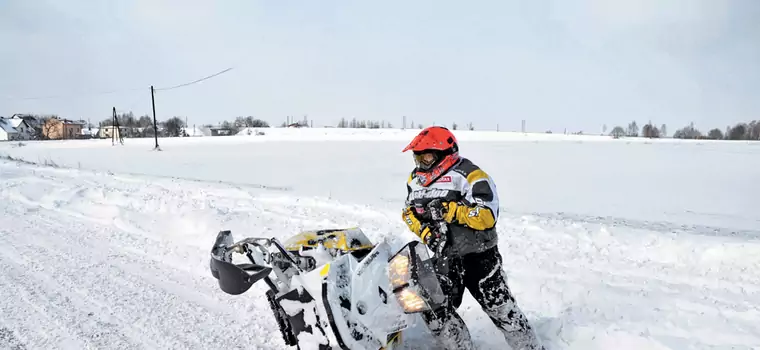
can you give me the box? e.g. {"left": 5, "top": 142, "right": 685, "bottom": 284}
{"left": 0, "top": 128, "right": 759, "bottom": 350}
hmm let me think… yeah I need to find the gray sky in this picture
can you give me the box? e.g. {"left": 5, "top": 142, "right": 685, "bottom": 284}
{"left": 1, "top": 0, "right": 758, "bottom": 133}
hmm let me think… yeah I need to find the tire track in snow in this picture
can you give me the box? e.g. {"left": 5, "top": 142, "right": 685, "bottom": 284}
{"left": 0, "top": 168, "right": 298, "bottom": 349}
{"left": 0, "top": 235, "right": 142, "bottom": 350}
{"left": 0, "top": 205, "right": 192, "bottom": 349}
{"left": 1, "top": 206, "right": 285, "bottom": 350}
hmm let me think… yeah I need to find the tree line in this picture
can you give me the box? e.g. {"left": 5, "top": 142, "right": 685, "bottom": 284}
{"left": 608, "top": 119, "right": 760, "bottom": 140}
{"left": 100, "top": 113, "right": 271, "bottom": 137}
{"left": 99, "top": 112, "right": 187, "bottom": 137}
{"left": 11, "top": 112, "right": 760, "bottom": 141}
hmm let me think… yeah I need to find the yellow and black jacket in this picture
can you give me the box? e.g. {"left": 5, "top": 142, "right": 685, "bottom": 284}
{"left": 403, "top": 157, "right": 499, "bottom": 256}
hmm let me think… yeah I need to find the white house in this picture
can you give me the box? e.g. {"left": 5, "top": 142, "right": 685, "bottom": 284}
{"left": 0, "top": 118, "right": 19, "bottom": 141}
{"left": 8, "top": 117, "right": 33, "bottom": 140}
{"left": 81, "top": 127, "right": 100, "bottom": 138}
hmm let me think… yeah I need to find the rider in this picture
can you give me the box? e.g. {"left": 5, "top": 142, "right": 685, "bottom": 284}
{"left": 401, "top": 126, "right": 544, "bottom": 350}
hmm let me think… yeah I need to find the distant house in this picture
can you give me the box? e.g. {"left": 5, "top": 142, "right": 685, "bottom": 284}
{"left": 11, "top": 115, "right": 42, "bottom": 130}
{"left": 209, "top": 126, "right": 236, "bottom": 136}
{"left": 42, "top": 117, "right": 85, "bottom": 140}
{"left": 99, "top": 125, "right": 128, "bottom": 139}
{"left": 8, "top": 118, "right": 33, "bottom": 140}
{"left": 0, "top": 118, "right": 19, "bottom": 141}
{"left": 182, "top": 125, "right": 212, "bottom": 137}
{"left": 81, "top": 127, "right": 100, "bottom": 138}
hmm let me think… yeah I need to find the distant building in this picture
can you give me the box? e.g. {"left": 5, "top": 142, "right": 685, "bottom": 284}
{"left": 81, "top": 127, "right": 100, "bottom": 138}
{"left": 42, "top": 117, "right": 85, "bottom": 140}
{"left": 9, "top": 118, "right": 34, "bottom": 140}
{"left": 209, "top": 126, "right": 236, "bottom": 136}
{"left": 0, "top": 118, "right": 19, "bottom": 141}
{"left": 182, "top": 125, "right": 212, "bottom": 137}
{"left": 99, "top": 125, "right": 128, "bottom": 139}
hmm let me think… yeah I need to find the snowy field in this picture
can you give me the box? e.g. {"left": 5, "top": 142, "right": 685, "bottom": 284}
{"left": 0, "top": 128, "right": 759, "bottom": 350}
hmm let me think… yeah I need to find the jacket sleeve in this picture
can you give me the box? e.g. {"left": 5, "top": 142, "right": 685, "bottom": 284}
{"left": 451, "top": 168, "right": 499, "bottom": 231}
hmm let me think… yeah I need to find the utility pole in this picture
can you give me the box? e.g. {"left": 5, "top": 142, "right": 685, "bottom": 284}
{"left": 112, "top": 107, "right": 123, "bottom": 145}
{"left": 150, "top": 85, "right": 160, "bottom": 150}
{"left": 112, "top": 107, "right": 116, "bottom": 145}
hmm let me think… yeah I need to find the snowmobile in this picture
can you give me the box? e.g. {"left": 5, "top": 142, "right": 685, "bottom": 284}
{"left": 208, "top": 227, "right": 447, "bottom": 350}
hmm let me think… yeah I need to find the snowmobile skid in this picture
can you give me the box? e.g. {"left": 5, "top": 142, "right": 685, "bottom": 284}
{"left": 209, "top": 227, "right": 447, "bottom": 350}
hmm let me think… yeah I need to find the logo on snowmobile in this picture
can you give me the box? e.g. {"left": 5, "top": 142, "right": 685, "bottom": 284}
{"left": 356, "top": 249, "right": 380, "bottom": 276}
{"left": 408, "top": 188, "right": 450, "bottom": 201}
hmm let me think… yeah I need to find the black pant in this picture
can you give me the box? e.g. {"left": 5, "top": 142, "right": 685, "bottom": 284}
{"left": 422, "top": 247, "right": 543, "bottom": 350}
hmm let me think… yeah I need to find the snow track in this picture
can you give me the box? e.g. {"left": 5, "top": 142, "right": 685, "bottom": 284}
{"left": 1, "top": 154, "right": 759, "bottom": 349}
{"left": 0, "top": 166, "right": 287, "bottom": 350}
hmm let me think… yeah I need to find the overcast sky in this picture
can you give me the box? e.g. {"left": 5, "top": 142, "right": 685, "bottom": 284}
{"left": 1, "top": 0, "right": 758, "bottom": 133}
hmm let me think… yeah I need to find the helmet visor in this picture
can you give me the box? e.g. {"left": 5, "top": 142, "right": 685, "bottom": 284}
{"left": 413, "top": 151, "right": 438, "bottom": 170}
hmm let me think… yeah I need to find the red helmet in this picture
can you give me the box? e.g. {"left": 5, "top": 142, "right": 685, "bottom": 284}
{"left": 403, "top": 126, "right": 460, "bottom": 185}
{"left": 402, "top": 126, "right": 458, "bottom": 154}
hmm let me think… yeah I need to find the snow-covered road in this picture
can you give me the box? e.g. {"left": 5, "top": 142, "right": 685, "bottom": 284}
{"left": 1, "top": 132, "right": 759, "bottom": 349}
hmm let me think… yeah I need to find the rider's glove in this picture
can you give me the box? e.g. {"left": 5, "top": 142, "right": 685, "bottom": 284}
{"left": 421, "top": 223, "right": 448, "bottom": 256}
{"left": 402, "top": 206, "right": 429, "bottom": 240}
{"left": 425, "top": 199, "right": 459, "bottom": 223}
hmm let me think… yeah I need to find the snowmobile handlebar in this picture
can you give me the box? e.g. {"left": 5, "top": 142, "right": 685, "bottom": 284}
{"left": 210, "top": 230, "right": 308, "bottom": 295}
{"left": 218, "top": 234, "right": 305, "bottom": 271}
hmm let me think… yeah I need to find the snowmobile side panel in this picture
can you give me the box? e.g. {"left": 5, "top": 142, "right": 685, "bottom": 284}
{"left": 350, "top": 242, "right": 411, "bottom": 335}
{"left": 321, "top": 244, "right": 412, "bottom": 350}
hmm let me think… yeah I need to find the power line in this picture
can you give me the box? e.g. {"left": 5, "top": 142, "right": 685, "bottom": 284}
{"left": 153, "top": 67, "right": 233, "bottom": 91}
{"left": 1, "top": 67, "right": 234, "bottom": 100}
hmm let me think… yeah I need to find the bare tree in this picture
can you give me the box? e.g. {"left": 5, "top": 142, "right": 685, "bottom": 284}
{"left": 138, "top": 115, "right": 153, "bottom": 128}
{"left": 627, "top": 121, "right": 639, "bottom": 137}
{"left": 707, "top": 128, "right": 724, "bottom": 140}
{"left": 221, "top": 120, "right": 239, "bottom": 134}
{"left": 41, "top": 117, "right": 60, "bottom": 139}
{"left": 749, "top": 120, "right": 760, "bottom": 140}
{"left": 237, "top": 116, "right": 269, "bottom": 128}
{"left": 727, "top": 123, "right": 747, "bottom": 140}
{"left": 119, "top": 112, "right": 136, "bottom": 127}
{"left": 641, "top": 121, "right": 660, "bottom": 138}
{"left": 162, "top": 117, "right": 185, "bottom": 137}
{"left": 673, "top": 123, "right": 702, "bottom": 139}
{"left": 610, "top": 126, "right": 626, "bottom": 138}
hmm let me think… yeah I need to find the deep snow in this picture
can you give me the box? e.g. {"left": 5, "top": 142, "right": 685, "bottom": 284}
{"left": 0, "top": 128, "right": 758, "bottom": 350}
